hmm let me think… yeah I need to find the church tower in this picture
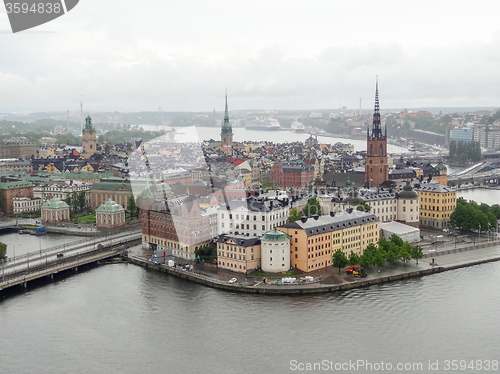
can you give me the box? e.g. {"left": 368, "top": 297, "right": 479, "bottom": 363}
{"left": 82, "top": 115, "right": 97, "bottom": 159}
{"left": 365, "top": 77, "right": 388, "bottom": 187}
{"left": 220, "top": 92, "right": 233, "bottom": 147}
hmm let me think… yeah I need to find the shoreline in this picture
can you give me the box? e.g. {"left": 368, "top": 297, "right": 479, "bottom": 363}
{"left": 128, "top": 243, "right": 500, "bottom": 295}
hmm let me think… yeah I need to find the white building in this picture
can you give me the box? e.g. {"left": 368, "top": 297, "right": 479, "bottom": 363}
{"left": 13, "top": 197, "right": 43, "bottom": 214}
{"left": 260, "top": 229, "right": 291, "bottom": 273}
{"left": 217, "top": 197, "right": 290, "bottom": 237}
{"left": 34, "top": 179, "right": 91, "bottom": 206}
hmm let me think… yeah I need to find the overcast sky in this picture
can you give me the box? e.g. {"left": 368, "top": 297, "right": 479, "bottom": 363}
{"left": 1, "top": 0, "right": 500, "bottom": 113}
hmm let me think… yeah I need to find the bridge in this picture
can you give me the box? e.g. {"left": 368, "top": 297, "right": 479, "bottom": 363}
{"left": 0, "top": 232, "right": 142, "bottom": 292}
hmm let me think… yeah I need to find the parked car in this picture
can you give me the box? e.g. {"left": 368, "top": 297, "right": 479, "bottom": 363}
{"left": 228, "top": 278, "right": 237, "bottom": 284}
{"left": 56, "top": 253, "right": 64, "bottom": 258}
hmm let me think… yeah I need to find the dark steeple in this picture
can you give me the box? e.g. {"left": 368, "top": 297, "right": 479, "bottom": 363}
{"left": 221, "top": 90, "right": 232, "bottom": 136}
{"left": 369, "top": 76, "right": 384, "bottom": 140}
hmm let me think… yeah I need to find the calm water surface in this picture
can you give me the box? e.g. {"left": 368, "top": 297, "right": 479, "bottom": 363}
{"left": 1, "top": 261, "right": 499, "bottom": 374}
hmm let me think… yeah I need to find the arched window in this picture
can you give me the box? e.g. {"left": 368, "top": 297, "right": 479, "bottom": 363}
{"left": 379, "top": 145, "right": 383, "bottom": 156}
{"left": 370, "top": 144, "right": 374, "bottom": 156}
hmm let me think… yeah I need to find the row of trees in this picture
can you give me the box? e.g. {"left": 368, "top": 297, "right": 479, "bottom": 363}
{"left": 450, "top": 197, "right": 499, "bottom": 232}
{"left": 332, "top": 235, "right": 423, "bottom": 274}
{"left": 449, "top": 140, "right": 482, "bottom": 163}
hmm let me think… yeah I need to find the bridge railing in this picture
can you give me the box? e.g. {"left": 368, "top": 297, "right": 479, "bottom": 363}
{"left": 5, "top": 232, "right": 142, "bottom": 264}
{"left": 2, "top": 235, "right": 142, "bottom": 279}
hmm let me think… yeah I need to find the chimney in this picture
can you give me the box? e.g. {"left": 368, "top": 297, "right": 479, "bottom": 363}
{"left": 300, "top": 216, "right": 307, "bottom": 223}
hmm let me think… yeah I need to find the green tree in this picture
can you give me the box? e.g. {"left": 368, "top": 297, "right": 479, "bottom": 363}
{"left": 77, "top": 191, "right": 86, "bottom": 211}
{"left": 486, "top": 212, "right": 497, "bottom": 229}
{"left": 399, "top": 243, "right": 412, "bottom": 267}
{"left": 303, "top": 197, "right": 322, "bottom": 217}
{"left": 261, "top": 181, "right": 276, "bottom": 192}
{"left": 356, "top": 200, "right": 371, "bottom": 213}
{"left": 104, "top": 144, "right": 111, "bottom": 154}
{"left": 288, "top": 207, "right": 302, "bottom": 223}
{"left": 348, "top": 251, "right": 360, "bottom": 266}
{"left": 0, "top": 242, "right": 6, "bottom": 261}
{"left": 374, "top": 247, "right": 387, "bottom": 269}
{"left": 386, "top": 242, "right": 400, "bottom": 264}
{"left": 389, "top": 234, "right": 404, "bottom": 247}
{"left": 359, "top": 251, "right": 373, "bottom": 268}
{"left": 332, "top": 249, "right": 348, "bottom": 274}
{"left": 195, "top": 245, "right": 217, "bottom": 263}
{"left": 127, "top": 195, "right": 138, "bottom": 219}
{"left": 411, "top": 245, "right": 423, "bottom": 265}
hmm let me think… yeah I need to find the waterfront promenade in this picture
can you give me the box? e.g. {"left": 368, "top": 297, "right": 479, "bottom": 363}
{"left": 128, "top": 241, "right": 500, "bottom": 295}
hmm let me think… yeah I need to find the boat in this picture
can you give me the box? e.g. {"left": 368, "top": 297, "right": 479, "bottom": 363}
{"left": 291, "top": 121, "right": 305, "bottom": 133}
{"left": 245, "top": 117, "right": 281, "bottom": 131}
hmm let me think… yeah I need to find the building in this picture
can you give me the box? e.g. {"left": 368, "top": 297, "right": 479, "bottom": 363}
{"left": 220, "top": 93, "right": 233, "bottom": 148}
{"left": 216, "top": 234, "right": 261, "bottom": 274}
{"left": 270, "top": 161, "right": 314, "bottom": 189}
{"left": 395, "top": 181, "right": 420, "bottom": 227}
{"left": 365, "top": 78, "right": 389, "bottom": 187}
{"left": 90, "top": 177, "right": 133, "bottom": 210}
{"left": 81, "top": 115, "right": 97, "bottom": 159}
{"left": 34, "top": 179, "right": 90, "bottom": 206}
{"left": 95, "top": 199, "right": 126, "bottom": 228}
{"left": 412, "top": 180, "right": 456, "bottom": 229}
{"left": 0, "top": 138, "right": 36, "bottom": 159}
{"left": 41, "top": 198, "right": 70, "bottom": 222}
{"left": 141, "top": 197, "right": 212, "bottom": 260}
{"left": 217, "top": 197, "right": 290, "bottom": 237}
{"left": 0, "top": 159, "right": 33, "bottom": 173}
{"left": 279, "top": 210, "right": 379, "bottom": 272}
{"left": 13, "top": 197, "right": 42, "bottom": 214}
{"left": 260, "top": 229, "right": 291, "bottom": 273}
{"left": 0, "top": 177, "right": 34, "bottom": 213}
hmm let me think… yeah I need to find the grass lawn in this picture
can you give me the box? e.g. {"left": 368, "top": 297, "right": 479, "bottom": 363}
{"left": 249, "top": 269, "right": 302, "bottom": 278}
{"left": 78, "top": 215, "right": 96, "bottom": 223}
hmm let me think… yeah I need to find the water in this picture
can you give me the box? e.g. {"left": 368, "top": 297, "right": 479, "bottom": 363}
{"left": 1, "top": 261, "right": 499, "bottom": 373}
{"left": 142, "top": 125, "right": 407, "bottom": 154}
{"left": 458, "top": 188, "right": 500, "bottom": 206}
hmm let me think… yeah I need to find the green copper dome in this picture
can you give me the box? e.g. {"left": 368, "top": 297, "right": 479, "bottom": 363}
{"left": 398, "top": 181, "right": 419, "bottom": 199}
{"left": 261, "top": 229, "right": 291, "bottom": 241}
{"left": 96, "top": 199, "right": 125, "bottom": 212}
{"left": 435, "top": 159, "right": 447, "bottom": 171}
{"left": 42, "top": 198, "right": 69, "bottom": 209}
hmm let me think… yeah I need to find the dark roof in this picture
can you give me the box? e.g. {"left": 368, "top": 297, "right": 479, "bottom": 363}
{"left": 216, "top": 234, "right": 261, "bottom": 247}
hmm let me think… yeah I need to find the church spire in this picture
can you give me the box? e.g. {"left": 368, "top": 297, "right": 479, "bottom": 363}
{"left": 224, "top": 89, "right": 229, "bottom": 124}
{"left": 370, "top": 75, "right": 383, "bottom": 139}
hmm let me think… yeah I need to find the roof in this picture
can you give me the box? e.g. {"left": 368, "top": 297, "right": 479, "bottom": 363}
{"left": 216, "top": 234, "right": 260, "bottom": 247}
{"left": 261, "top": 229, "right": 291, "bottom": 241}
{"left": 281, "top": 210, "right": 378, "bottom": 237}
{"left": 398, "top": 181, "right": 419, "bottom": 199}
{"left": 41, "top": 198, "right": 69, "bottom": 209}
{"left": 96, "top": 199, "right": 125, "bottom": 212}
{"left": 380, "top": 221, "right": 420, "bottom": 235}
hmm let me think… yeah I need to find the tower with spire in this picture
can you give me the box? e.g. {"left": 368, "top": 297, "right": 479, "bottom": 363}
{"left": 365, "top": 76, "right": 389, "bottom": 187}
{"left": 81, "top": 115, "right": 97, "bottom": 159}
{"left": 220, "top": 91, "right": 233, "bottom": 147}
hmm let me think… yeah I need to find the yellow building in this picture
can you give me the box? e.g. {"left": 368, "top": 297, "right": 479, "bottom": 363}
{"left": 216, "top": 234, "right": 261, "bottom": 274}
{"left": 410, "top": 180, "right": 456, "bottom": 229}
{"left": 279, "top": 210, "right": 379, "bottom": 272}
